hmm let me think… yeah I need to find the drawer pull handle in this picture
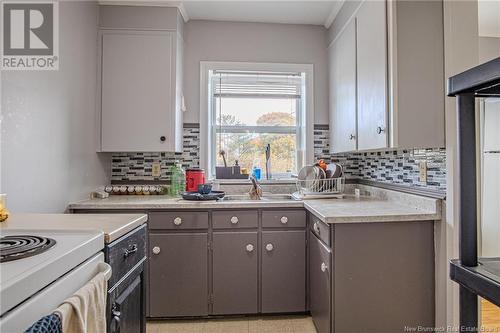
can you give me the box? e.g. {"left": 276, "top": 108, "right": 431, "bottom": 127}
{"left": 124, "top": 244, "right": 138, "bottom": 258}
{"left": 265, "top": 243, "right": 274, "bottom": 252}
{"left": 313, "top": 222, "right": 320, "bottom": 234}
{"left": 246, "top": 244, "right": 254, "bottom": 252}
{"left": 173, "top": 217, "right": 182, "bottom": 226}
{"left": 152, "top": 246, "right": 161, "bottom": 255}
{"left": 230, "top": 216, "right": 239, "bottom": 224}
{"left": 280, "top": 216, "right": 288, "bottom": 224}
{"left": 321, "top": 262, "right": 328, "bottom": 272}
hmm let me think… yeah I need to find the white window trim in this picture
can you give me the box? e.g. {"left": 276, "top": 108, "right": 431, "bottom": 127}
{"left": 199, "top": 61, "right": 315, "bottom": 179}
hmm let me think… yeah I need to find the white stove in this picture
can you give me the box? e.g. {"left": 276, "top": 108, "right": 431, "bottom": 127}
{"left": 0, "top": 229, "right": 106, "bottom": 332}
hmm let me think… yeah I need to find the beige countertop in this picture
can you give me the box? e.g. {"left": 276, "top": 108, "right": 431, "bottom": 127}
{"left": 68, "top": 195, "right": 304, "bottom": 210}
{"left": 68, "top": 188, "right": 441, "bottom": 224}
{"left": 303, "top": 196, "right": 441, "bottom": 223}
{"left": 0, "top": 213, "right": 148, "bottom": 243}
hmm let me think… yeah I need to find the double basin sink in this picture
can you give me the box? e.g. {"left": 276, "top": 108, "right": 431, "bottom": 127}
{"left": 219, "top": 194, "right": 298, "bottom": 202}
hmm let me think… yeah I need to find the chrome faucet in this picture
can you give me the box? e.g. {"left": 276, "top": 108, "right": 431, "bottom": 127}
{"left": 265, "top": 144, "right": 271, "bottom": 180}
{"left": 249, "top": 175, "right": 263, "bottom": 200}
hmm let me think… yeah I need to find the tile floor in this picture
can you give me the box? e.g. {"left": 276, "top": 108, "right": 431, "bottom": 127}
{"left": 147, "top": 315, "right": 318, "bottom": 333}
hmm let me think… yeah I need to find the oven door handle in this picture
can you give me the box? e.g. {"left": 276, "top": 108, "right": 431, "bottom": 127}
{"left": 98, "top": 262, "right": 112, "bottom": 281}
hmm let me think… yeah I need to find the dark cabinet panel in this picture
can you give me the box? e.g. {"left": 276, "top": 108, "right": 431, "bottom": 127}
{"left": 212, "top": 211, "right": 258, "bottom": 229}
{"left": 261, "top": 230, "right": 306, "bottom": 313}
{"left": 310, "top": 214, "right": 331, "bottom": 246}
{"left": 110, "top": 275, "right": 142, "bottom": 333}
{"left": 309, "top": 231, "right": 332, "bottom": 333}
{"left": 148, "top": 211, "right": 209, "bottom": 230}
{"left": 262, "top": 210, "right": 306, "bottom": 228}
{"left": 149, "top": 233, "right": 208, "bottom": 317}
{"left": 107, "top": 224, "right": 146, "bottom": 288}
{"left": 212, "top": 232, "right": 258, "bottom": 314}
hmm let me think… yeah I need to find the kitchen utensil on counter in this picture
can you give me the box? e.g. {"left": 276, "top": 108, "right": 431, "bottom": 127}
{"left": 296, "top": 165, "right": 344, "bottom": 198}
{"left": 186, "top": 168, "right": 206, "bottom": 192}
{"left": 198, "top": 183, "right": 212, "bottom": 194}
{"left": 326, "top": 163, "right": 343, "bottom": 178}
{"left": 181, "top": 191, "right": 225, "bottom": 201}
{"left": 265, "top": 144, "right": 271, "bottom": 179}
{"left": 219, "top": 150, "right": 228, "bottom": 167}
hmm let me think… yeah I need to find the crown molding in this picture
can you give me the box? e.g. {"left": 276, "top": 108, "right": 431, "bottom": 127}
{"left": 324, "top": 0, "right": 344, "bottom": 29}
{"left": 98, "top": 0, "right": 189, "bottom": 22}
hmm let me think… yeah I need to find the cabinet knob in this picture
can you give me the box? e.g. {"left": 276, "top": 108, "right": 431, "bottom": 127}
{"left": 321, "top": 262, "right": 328, "bottom": 272}
{"left": 160, "top": 136, "right": 166, "bottom": 142}
{"left": 349, "top": 134, "right": 356, "bottom": 140}
{"left": 246, "top": 244, "right": 254, "bottom": 252}
{"left": 152, "top": 246, "right": 161, "bottom": 255}
{"left": 265, "top": 243, "right": 274, "bottom": 252}
{"left": 230, "top": 216, "right": 239, "bottom": 224}
{"left": 173, "top": 217, "right": 182, "bottom": 226}
{"left": 280, "top": 216, "right": 288, "bottom": 224}
{"left": 376, "top": 127, "right": 386, "bottom": 135}
{"left": 313, "top": 222, "right": 320, "bottom": 234}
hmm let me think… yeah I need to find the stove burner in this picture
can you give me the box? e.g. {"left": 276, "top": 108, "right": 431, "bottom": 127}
{"left": 0, "top": 235, "right": 56, "bottom": 263}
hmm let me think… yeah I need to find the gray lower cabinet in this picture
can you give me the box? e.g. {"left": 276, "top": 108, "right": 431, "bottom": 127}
{"left": 309, "top": 230, "right": 332, "bottom": 333}
{"left": 149, "top": 233, "right": 208, "bottom": 317}
{"left": 261, "top": 230, "right": 306, "bottom": 313}
{"left": 212, "top": 231, "right": 258, "bottom": 315}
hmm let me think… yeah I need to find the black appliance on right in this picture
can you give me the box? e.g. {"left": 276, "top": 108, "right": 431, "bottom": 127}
{"left": 448, "top": 57, "right": 500, "bottom": 331}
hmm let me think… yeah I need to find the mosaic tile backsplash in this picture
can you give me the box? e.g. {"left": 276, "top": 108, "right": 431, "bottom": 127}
{"left": 111, "top": 124, "right": 446, "bottom": 193}
{"left": 111, "top": 126, "right": 200, "bottom": 182}
{"left": 312, "top": 126, "right": 447, "bottom": 192}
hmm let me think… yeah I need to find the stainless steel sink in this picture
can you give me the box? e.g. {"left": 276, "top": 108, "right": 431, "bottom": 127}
{"left": 219, "top": 194, "right": 297, "bottom": 202}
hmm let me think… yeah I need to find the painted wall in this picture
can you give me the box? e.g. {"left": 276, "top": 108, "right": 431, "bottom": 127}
{"left": 479, "top": 36, "right": 500, "bottom": 63}
{"left": 1, "top": 1, "right": 110, "bottom": 213}
{"left": 443, "top": 0, "right": 479, "bottom": 329}
{"left": 183, "top": 20, "right": 329, "bottom": 124}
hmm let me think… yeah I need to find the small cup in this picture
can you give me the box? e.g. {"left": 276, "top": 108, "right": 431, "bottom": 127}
{"left": 198, "top": 184, "right": 212, "bottom": 195}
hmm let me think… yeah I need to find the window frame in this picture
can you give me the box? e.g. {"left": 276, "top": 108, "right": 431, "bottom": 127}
{"left": 200, "top": 61, "right": 314, "bottom": 180}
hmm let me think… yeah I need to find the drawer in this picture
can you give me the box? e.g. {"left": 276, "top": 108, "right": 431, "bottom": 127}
{"left": 310, "top": 214, "right": 331, "bottom": 247}
{"left": 148, "top": 211, "right": 209, "bottom": 230}
{"left": 106, "top": 224, "right": 147, "bottom": 288}
{"left": 212, "top": 210, "right": 258, "bottom": 229}
{"left": 262, "top": 210, "right": 306, "bottom": 228}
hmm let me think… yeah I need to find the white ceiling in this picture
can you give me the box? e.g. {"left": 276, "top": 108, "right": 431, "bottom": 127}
{"left": 478, "top": 0, "right": 500, "bottom": 37}
{"left": 98, "top": 1, "right": 344, "bottom": 28}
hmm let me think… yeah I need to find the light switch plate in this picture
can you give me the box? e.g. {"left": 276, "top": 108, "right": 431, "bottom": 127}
{"left": 152, "top": 162, "right": 161, "bottom": 177}
{"left": 419, "top": 161, "right": 427, "bottom": 183}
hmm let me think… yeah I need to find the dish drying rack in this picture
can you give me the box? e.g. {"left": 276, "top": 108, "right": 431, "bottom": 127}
{"left": 293, "top": 177, "right": 345, "bottom": 200}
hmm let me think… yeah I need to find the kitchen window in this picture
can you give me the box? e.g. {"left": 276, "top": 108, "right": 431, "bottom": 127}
{"left": 200, "top": 62, "right": 314, "bottom": 179}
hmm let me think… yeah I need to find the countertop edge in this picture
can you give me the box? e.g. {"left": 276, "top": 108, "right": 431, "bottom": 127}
{"left": 105, "top": 213, "right": 148, "bottom": 243}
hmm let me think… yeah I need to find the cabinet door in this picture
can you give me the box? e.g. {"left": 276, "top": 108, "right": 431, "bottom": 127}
{"left": 100, "top": 31, "right": 174, "bottom": 152}
{"left": 262, "top": 231, "right": 306, "bottom": 313}
{"left": 212, "top": 232, "right": 258, "bottom": 314}
{"left": 149, "top": 233, "right": 208, "bottom": 317}
{"left": 329, "top": 18, "right": 357, "bottom": 153}
{"left": 309, "top": 232, "right": 332, "bottom": 333}
{"left": 110, "top": 275, "right": 143, "bottom": 333}
{"left": 356, "top": 0, "right": 388, "bottom": 150}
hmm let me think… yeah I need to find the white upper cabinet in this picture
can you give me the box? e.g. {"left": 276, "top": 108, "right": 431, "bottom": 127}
{"left": 355, "top": 0, "right": 388, "bottom": 151}
{"left": 97, "top": 6, "right": 184, "bottom": 152}
{"left": 328, "top": 0, "right": 445, "bottom": 153}
{"left": 329, "top": 19, "right": 357, "bottom": 153}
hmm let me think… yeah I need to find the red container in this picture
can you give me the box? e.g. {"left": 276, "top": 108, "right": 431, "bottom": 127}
{"left": 185, "top": 168, "right": 206, "bottom": 192}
